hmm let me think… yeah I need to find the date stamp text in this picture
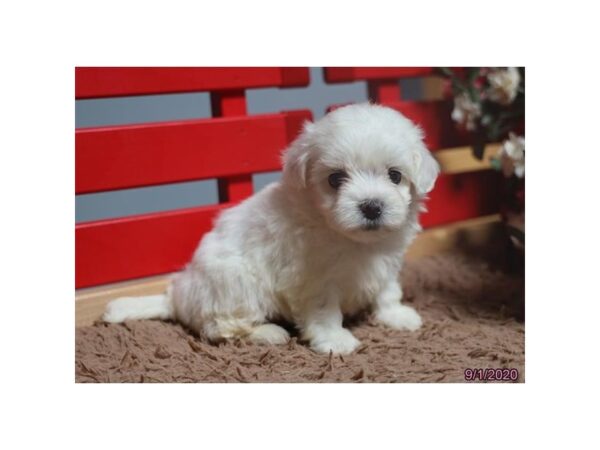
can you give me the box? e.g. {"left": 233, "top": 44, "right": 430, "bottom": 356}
{"left": 464, "top": 368, "right": 519, "bottom": 382}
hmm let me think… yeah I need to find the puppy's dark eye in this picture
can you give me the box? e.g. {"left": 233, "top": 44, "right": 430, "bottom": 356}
{"left": 388, "top": 169, "right": 402, "bottom": 184}
{"left": 328, "top": 171, "right": 348, "bottom": 189}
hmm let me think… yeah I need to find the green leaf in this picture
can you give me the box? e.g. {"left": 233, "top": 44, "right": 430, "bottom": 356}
{"left": 490, "top": 157, "right": 502, "bottom": 171}
{"left": 467, "top": 67, "right": 480, "bottom": 83}
{"left": 469, "top": 86, "right": 481, "bottom": 103}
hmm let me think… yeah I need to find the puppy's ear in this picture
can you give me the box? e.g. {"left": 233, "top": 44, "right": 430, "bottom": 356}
{"left": 412, "top": 141, "right": 440, "bottom": 196}
{"left": 282, "top": 121, "right": 313, "bottom": 189}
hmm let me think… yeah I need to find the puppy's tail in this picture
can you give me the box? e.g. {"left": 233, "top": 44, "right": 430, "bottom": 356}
{"left": 103, "top": 288, "right": 174, "bottom": 323}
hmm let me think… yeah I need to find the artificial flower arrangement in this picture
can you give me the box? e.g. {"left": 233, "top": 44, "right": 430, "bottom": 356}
{"left": 439, "top": 67, "right": 525, "bottom": 255}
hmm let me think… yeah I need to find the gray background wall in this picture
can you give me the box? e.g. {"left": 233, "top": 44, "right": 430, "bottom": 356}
{"left": 75, "top": 67, "right": 422, "bottom": 223}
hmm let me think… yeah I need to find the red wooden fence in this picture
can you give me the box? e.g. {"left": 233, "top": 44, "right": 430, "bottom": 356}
{"left": 76, "top": 67, "right": 501, "bottom": 289}
{"left": 76, "top": 67, "right": 311, "bottom": 288}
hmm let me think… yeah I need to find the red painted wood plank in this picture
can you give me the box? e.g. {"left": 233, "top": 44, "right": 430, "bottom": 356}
{"left": 76, "top": 203, "right": 230, "bottom": 288}
{"left": 76, "top": 67, "right": 310, "bottom": 99}
{"left": 420, "top": 171, "right": 502, "bottom": 228}
{"left": 217, "top": 174, "right": 254, "bottom": 202}
{"left": 324, "top": 67, "right": 434, "bottom": 83}
{"left": 368, "top": 79, "right": 402, "bottom": 102}
{"left": 76, "top": 110, "right": 312, "bottom": 194}
{"left": 210, "top": 89, "right": 248, "bottom": 117}
{"left": 210, "top": 90, "right": 254, "bottom": 202}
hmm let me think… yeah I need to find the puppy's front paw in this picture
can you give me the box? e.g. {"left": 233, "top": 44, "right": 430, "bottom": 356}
{"left": 310, "top": 328, "right": 361, "bottom": 355}
{"left": 375, "top": 304, "right": 422, "bottom": 331}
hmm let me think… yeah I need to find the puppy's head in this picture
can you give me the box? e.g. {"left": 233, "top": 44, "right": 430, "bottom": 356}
{"left": 282, "top": 103, "right": 439, "bottom": 243}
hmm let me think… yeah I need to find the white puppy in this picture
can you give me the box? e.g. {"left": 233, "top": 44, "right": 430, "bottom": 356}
{"left": 104, "top": 103, "right": 439, "bottom": 354}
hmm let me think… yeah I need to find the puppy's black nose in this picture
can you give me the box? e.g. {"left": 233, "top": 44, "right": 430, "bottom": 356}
{"left": 359, "top": 200, "right": 383, "bottom": 220}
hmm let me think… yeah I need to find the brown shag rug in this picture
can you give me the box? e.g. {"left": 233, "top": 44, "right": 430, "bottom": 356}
{"left": 75, "top": 249, "right": 525, "bottom": 383}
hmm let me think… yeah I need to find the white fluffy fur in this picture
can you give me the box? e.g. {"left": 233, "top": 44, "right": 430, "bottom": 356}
{"left": 103, "top": 103, "right": 439, "bottom": 354}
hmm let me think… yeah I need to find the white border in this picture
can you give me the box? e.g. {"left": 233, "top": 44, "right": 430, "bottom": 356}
{"left": 2, "top": 1, "right": 599, "bottom": 448}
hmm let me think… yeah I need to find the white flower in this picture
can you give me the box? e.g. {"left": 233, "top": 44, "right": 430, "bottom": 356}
{"left": 487, "top": 67, "right": 521, "bottom": 105}
{"left": 498, "top": 133, "right": 525, "bottom": 178}
{"left": 451, "top": 92, "right": 481, "bottom": 131}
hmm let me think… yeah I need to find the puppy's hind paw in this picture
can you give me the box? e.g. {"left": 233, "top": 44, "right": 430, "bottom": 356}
{"left": 102, "top": 298, "right": 132, "bottom": 323}
{"left": 310, "top": 328, "right": 361, "bottom": 355}
{"left": 375, "top": 304, "right": 422, "bottom": 331}
{"left": 248, "top": 323, "right": 290, "bottom": 345}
